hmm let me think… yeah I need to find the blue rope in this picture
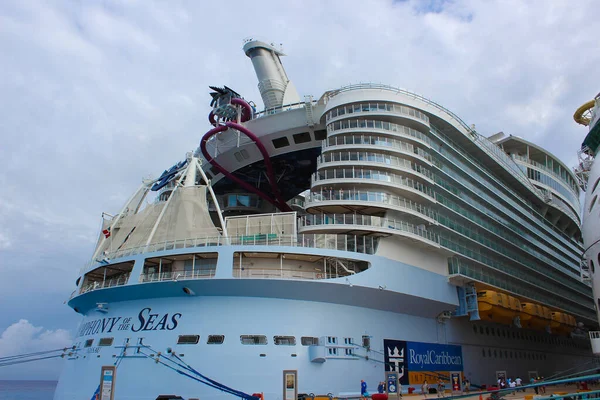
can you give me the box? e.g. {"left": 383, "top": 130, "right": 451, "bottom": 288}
{"left": 0, "top": 354, "right": 63, "bottom": 367}
{"left": 442, "top": 373, "right": 600, "bottom": 400}
{"left": 139, "top": 350, "right": 253, "bottom": 399}
{"left": 537, "top": 388, "right": 600, "bottom": 400}
{"left": 170, "top": 352, "right": 259, "bottom": 400}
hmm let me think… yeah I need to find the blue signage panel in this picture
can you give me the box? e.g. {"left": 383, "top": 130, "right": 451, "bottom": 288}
{"left": 406, "top": 342, "right": 463, "bottom": 371}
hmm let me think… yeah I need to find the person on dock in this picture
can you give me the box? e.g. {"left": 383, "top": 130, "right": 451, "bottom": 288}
{"left": 422, "top": 380, "right": 429, "bottom": 398}
{"left": 378, "top": 382, "right": 385, "bottom": 394}
{"left": 531, "top": 377, "right": 538, "bottom": 394}
{"left": 509, "top": 379, "right": 516, "bottom": 395}
{"left": 437, "top": 379, "right": 445, "bottom": 398}
{"left": 515, "top": 377, "right": 523, "bottom": 392}
{"left": 463, "top": 379, "right": 470, "bottom": 393}
{"left": 539, "top": 378, "right": 546, "bottom": 394}
{"left": 361, "top": 379, "right": 369, "bottom": 399}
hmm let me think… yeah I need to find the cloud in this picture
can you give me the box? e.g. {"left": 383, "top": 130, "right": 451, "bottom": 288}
{"left": 0, "top": 320, "right": 72, "bottom": 380}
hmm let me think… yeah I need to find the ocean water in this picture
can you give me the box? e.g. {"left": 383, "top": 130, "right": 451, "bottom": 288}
{"left": 0, "top": 380, "right": 57, "bottom": 400}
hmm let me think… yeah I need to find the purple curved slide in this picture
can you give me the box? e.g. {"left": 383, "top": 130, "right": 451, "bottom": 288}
{"left": 200, "top": 100, "right": 292, "bottom": 212}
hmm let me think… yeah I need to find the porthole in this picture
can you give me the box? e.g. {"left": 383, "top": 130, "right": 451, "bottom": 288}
{"left": 292, "top": 132, "right": 311, "bottom": 144}
{"left": 207, "top": 335, "right": 225, "bottom": 344}
{"left": 274, "top": 336, "right": 296, "bottom": 346}
{"left": 473, "top": 325, "right": 478, "bottom": 333}
{"left": 590, "top": 260, "right": 595, "bottom": 274}
{"left": 84, "top": 339, "right": 93, "bottom": 348}
{"left": 98, "top": 337, "right": 114, "bottom": 346}
{"left": 301, "top": 337, "right": 319, "bottom": 346}
{"left": 272, "top": 137, "right": 290, "bottom": 149}
{"left": 240, "top": 335, "right": 267, "bottom": 345}
{"left": 590, "top": 195, "right": 598, "bottom": 213}
{"left": 177, "top": 335, "right": 199, "bottom": 345}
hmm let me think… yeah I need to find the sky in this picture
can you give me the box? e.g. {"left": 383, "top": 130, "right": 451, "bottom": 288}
{"left": 0, "top": 0, "right": 599, "bottom": 380}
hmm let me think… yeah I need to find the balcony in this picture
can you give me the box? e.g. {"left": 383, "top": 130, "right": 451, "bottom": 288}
{"left": 299, "top": 213, "right": 438, "bottom": 246}
{"left": 140, "top": 270, "right": 215, "bottom": 283}
{"left": 590, "top": 331, "right": 600, "bottom": 355}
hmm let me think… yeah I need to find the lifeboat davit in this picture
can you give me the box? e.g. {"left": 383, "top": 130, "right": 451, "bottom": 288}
{"left": 477, "top": 290, "right": 521, "bottom": 325}
{"left": 550, "top": 312, "right": 577, "bottom": 335}
{"left": 520, "top": 303, "right": 552, "bottom": 331}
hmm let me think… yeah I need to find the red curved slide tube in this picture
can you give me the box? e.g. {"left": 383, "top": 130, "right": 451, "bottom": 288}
{"left": 200, "top": 122, "right": 292, "bottom": 212}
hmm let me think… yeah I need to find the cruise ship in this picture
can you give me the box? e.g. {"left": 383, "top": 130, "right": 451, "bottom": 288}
{"left": 54, "top": 40, "right": 596, "bottom": 400}
{"left": 574, "top": 94, "right": 600, "bottom": 356}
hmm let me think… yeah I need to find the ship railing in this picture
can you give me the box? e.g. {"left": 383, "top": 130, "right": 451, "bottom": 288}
{"left": 512, "top": 154, "right": 579, "bottom": 196}
{"left": 79, "top": 273, "right": 131, "bottom": 294}
{"left": 140, "top": 270, "right": 216, "bottom": 283}
{"left": 299, "top": 213, "right": 438, "bottom": 243}
{"left": 327, "top": 118, "right": 432, "bottom": 146}
{"left": 326, "top": 83, "right": 472, "bottom": 133}
{"left": 323, "top": 134, "right": 433, "bottom": 162}
{"left": 317, "top": 152, "right": 435, "bottom": 180}
{"left": 252, "top": 100, "right": 318, "bottom": 118}
{"left": 325, "top": 100, "right": 430, "bottom": 125}
{"left": 306, "top": 189, "right": 436, "bottom": 219}
{"left": 233, "top": 268, "right": 344, "bottom": 280}
{"left": 81, "top": 234, "right": 380, "bottom": 273}
{"left": 311, "top": 168, "right": 435, "bottom": 197}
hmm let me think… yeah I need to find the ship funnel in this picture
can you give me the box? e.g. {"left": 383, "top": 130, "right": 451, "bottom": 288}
{"left": 243, "top": 38, "right": 300, "bottom": 110}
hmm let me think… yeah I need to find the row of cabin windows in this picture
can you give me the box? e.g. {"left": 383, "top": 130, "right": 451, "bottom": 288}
{"left": 84, "top": 337, "right": 114, "bottom": 347}
{"left": 272, "top": 130, "right": 327, "bottom": 149}
{"left": 176, "top": 335, "right": 370, "bottom": 347}
{"left": 481, "top": 347, "right": 548, "bottom": 361}
{"left": 175, "top": 335, "right": 319, "bottom": 346}
{"left": 82, "top": 334, "right": 371, "bottom": 348}
{"left": 471, "top": 325, "right": 588, "bottom": 349}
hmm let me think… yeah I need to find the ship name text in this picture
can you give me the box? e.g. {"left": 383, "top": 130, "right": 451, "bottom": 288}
{"left": 77, "top": 308, "right": 182, "bottom": 337}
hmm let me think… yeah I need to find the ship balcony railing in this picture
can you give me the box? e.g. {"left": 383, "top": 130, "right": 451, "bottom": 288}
{"left": 327, "top": 118, "right": 431, "bottom": 146}
{"left": 140, "top": 270, "right": 216, "bottom": 283}
{"left": 288, "top": 198, "right": 306, "bottom": 208}
{"left": 234, "top": 268, "right": 344, "bottom": 280}
{"left": 79, "top": 273, "right": 130, "bottom": 294}
{"left": 325, "top": 100, "right": 430, "bottom": 125}
{"left": 323, "top": 134, "right": 432, "bottom": 162}
{"left": 473, "top": 134, "right": 544, "bottom": 199}
{"left": 299, "top": 213, "right": 438, "bottom": 243}
{"left": 311, "top": 168, "right": 435, "bottom": 198}
{"left": 590, "top": 331, "right": 600, "bottom": 355}
{"left": 252, "top": 99, "right": 318, "bottom": 118}
{"left": 442, "top": 235, "right": 590, "bottom": 298}
{"left": 512, "top": 155, "right": 579, "bottom": 196}
{"left": 448, "top": 258, "right": 594, "bottom": 320}
{"left": 82, "top": 234, "right": 380, "bottom": 273}
{"left": 430, "top": 124, "right": 583, "bottom": 252}
{"left": 326, "top": 83, "right": 473, "bottom": 136}
{"left": 317, "top": 152, "right": 434, "bottom": 179}
{"left": 305, "top": 189, "right": 436, "bottom": 219}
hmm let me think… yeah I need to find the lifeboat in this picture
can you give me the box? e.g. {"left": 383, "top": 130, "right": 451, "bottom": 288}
{"left": 477, "top": 290, "right": 521, "bottom": 325}
{"left": 520, "top": 303, "right": 552, "bottom": 331}
{"left": 551, "top": 312, "right": 577, "bottom": 335}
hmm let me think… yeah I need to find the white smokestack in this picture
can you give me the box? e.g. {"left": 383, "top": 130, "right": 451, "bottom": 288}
{"left": 243, "top": 39, "right": 300, "bottom": 110}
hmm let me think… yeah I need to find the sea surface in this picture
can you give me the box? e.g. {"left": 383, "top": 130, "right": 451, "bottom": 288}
{"left": 0, "top": 380, "right": 57, "bottom": 400}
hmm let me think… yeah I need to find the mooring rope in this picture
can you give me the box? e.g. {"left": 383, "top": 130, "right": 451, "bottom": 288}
{"left": 139, "top": 346, "right": 259, "bottom": 400}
